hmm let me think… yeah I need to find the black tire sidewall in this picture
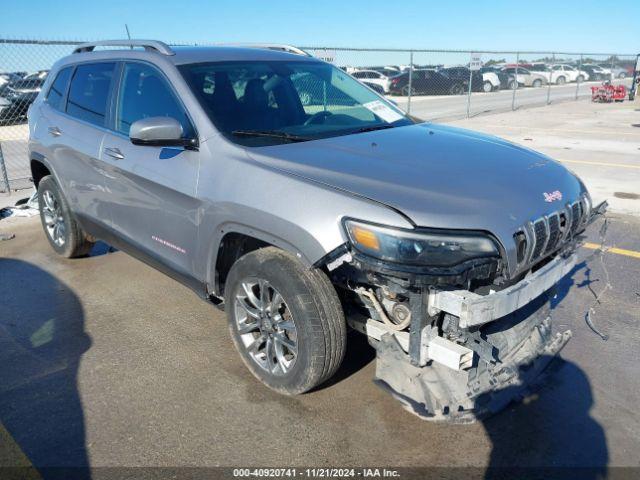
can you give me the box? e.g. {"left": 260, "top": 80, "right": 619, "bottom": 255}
{"left": 225, "top": 250, "right": 326, "bottom": 394}
{"left": 38, "top": 176, "right": 74, "bottom": 256}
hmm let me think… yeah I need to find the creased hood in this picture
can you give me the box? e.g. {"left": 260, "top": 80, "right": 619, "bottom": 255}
{"left": 246, "top": 123, "right": 585, "bottom": 269}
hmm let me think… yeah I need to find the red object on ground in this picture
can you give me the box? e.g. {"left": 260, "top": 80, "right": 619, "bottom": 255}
{"left": 591, "top": 83, "right": 626, "bottom": 102}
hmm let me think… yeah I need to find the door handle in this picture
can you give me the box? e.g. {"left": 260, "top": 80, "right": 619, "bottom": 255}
{"left": 103, "top": 147, "right": 125, "bottom": 160}
{"left": 48, "top": 126, "right": 62, "bottom": 137}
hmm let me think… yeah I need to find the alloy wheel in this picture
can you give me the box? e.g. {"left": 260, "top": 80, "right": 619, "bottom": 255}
{"left": 234, "top": 278, "right": 298, "bottom": 376}
{"left": 41, "top": 190, "right": 66, "bottom": 247}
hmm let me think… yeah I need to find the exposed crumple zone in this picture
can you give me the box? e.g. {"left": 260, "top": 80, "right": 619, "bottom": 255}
{"left": 323, "top": 202, "right": 607, "bottom": 422}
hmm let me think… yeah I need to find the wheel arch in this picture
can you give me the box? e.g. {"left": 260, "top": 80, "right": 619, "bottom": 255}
{"left": 206, "top": 221, "right": 329, "bottom": 298}
{"left": 30, "top": 152, "right": 53, "bottom": 189}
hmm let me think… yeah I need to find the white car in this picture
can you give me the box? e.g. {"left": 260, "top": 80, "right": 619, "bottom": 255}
{"left": 481, "top": 71, "right": 501, "bottom": 91}
{"left": 550, "top": 64, "right": 590, "bottom": 84}
{"left": 351, "top": 69, "right": 391, "bottom": 93}
{"left": 501, "top": 67, "right": 547, "bottom": 88}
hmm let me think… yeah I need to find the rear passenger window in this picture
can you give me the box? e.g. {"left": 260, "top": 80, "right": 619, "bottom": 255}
{"left": 116, "top": 63, "right": 193, "bottom": 137}
{"left": 46, "top": 67, "right": 72, "bottom": 111}
{"left": 67, "top": 63, "right": 116, "bottom": 127}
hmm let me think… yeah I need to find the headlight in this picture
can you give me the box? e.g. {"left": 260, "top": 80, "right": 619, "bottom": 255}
{"left": 344, "top": 219, "right": 499, "bottom": 267}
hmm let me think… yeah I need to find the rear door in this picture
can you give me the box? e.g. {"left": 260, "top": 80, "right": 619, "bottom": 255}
{"left": 100, "top": 61, "right": 200, "bottom": 276}
{"left": 38, "top": 62, "right": 117, "bottom": 228}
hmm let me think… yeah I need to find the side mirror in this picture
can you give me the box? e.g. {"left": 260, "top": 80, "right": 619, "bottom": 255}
{"left": 130, "top": 117, "right": 197, "bottom": 149}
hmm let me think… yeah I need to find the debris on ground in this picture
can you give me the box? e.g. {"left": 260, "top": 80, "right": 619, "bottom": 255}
{"left": 0, "top": 189, "right": 39, "bottom": 219}
{"left": 0, "top": 232, "right": 15, "bottom": 241}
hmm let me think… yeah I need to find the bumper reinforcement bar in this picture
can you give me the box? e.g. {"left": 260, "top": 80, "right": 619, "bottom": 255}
{"left": 427, "top": 253, "right": 577, "bottom": 328}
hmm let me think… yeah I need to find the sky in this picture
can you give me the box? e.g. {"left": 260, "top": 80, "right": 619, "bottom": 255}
{"left": 3, "top": 0, "right": 638, "bottom": 53}
{"left": 2, "top": 0, "right": 638, "bottom": 72}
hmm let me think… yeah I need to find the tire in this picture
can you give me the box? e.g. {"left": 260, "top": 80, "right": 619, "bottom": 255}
{"left": 507, "top": 80, "right": 516, "bottom": 90}
{"left": 38, "top": 175, "right": 94, "bottom": 258}
{"left": 556, "top": 76, "right": 566, "bottom": 85}
{"left": 618, "top": 72, "right": 626, "bottom": 79}
{"left": 299, "top": 91, "right": 312, "bottom": 106}
{"left": 532, "top": 79, "right": 543, "bottom": 88}
{"left": 482, "top": 81, "right": 493, "bottom": 93}
{"left": 401, "top": 85, "right": 414, "bottom": 96}
{"left": 449, "top": 83, "right": 464, "bottom": 95}
{"left": 576, "top": 75, "right": 585, "bottom": 83}
{"left": 224, "top": 247, "right": 347, "bottom": 395}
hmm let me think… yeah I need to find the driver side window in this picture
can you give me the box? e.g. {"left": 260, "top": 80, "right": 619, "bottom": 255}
{"left": 116, "top": 63, "right": 194, "bottom": 138}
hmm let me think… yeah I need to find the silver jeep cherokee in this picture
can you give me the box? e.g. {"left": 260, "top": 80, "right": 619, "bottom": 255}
{"left": 28, "top": 40, "right": 605, "bottom": 422}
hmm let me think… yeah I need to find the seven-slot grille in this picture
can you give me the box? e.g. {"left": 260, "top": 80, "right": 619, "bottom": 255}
{"left": 515, "top": 197, "right": 589, "bottom": 267}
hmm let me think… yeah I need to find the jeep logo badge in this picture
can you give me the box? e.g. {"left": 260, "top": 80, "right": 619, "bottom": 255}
{"left": 543, "top": 190, "right": 563, "bottom": 202}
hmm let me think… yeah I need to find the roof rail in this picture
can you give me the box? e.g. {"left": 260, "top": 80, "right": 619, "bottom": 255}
{"left": 72, "top": 40, "right": 174, "bottom": 56}
{"left": 219, "top": 43, "right": 312, "bottom": 57}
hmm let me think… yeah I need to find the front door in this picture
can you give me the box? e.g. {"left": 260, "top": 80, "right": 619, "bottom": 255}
{"left": 101, "top": 61, "right": 200, "bottom": 277}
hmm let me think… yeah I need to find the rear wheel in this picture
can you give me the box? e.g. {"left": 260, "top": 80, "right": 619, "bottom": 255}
{"left": 401, "top": 85, "right": 415, "bottom": 96}
{"left": 532, "top": 79, "right": 543, "bottom": 88}
{"left": 482, "top": 81, "right": 493, "bottom": 93}
{"left": 449, "top": 83, "right": 464, "bottom": 95}
{"left": 38, "top": 175, "right": 94, "bottom": 258}
{"left": 556, "top": 76, "right": 566, "bottom": 85}
{"left": 576, "top": 75, "right": 585, "bottom": 83}
{"left": 225, "top": 247, "right": 346, "bottom": 395}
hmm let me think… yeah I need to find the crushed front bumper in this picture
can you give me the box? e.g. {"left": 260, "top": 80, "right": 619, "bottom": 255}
{"left": 427, "top": 253, "right": 577, "bottom": 329}
{"left": 366, "top": 253, "right": 578, "bottom": 423}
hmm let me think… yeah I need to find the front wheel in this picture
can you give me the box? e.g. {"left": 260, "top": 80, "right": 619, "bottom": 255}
{"left": 576, "top": 75, "right": 585, "bottom": 83}
{"left": 532, "top": 79, "right": 543, "bottom": 88}
{"left": 482, "top": 81, "right": 493, "bottom": 93}
{"left": 38, "top": 175, "right": 94, "bottom": 258}
{"left": 225, "top": 247, "right": 347, "bottom": 395}
{"left": 556, "top": 76, "right": 566, "bottom": 85}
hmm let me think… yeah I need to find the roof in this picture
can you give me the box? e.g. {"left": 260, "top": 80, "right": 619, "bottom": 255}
{"left": 67, "top": 40, "right": 319, "bottom": 66}
{"left": 169, "top": 46, "right": 318, "bottom": 64}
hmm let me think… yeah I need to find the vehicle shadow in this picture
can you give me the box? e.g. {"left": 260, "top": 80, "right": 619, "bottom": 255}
{"left": 322, "top": 330, "right": 376, "bottom": 388}
{"left": 0, "top": 259, "right": 91, "bottom": 480}
{"left": 480, "top": 356, "right": 608, "bottom": 480}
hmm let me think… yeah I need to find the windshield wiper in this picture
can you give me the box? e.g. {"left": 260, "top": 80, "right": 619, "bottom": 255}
{"left": 351, "top": 124, "right": 396, "bottom": 134}
{"left": 231, "top": 130, "right": 312, "bottom": 143}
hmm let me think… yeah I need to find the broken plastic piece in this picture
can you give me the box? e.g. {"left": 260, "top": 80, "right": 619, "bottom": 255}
{"left": 427, "top": 336, "right": 473, "bottom": 371}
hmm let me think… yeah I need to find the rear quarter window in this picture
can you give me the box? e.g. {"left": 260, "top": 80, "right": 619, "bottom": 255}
{"left": 46, "top": 67, "right": 72, "bottom": 111}
{"left": 66, "top": 62, "right": 116, "bottom": 127}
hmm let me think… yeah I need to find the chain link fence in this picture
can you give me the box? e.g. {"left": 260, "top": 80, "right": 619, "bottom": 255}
{"left": 1, "top": 38, "right": 637, "bottom": 192}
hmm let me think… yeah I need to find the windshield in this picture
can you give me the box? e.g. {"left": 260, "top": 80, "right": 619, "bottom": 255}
{"left": 179, "top": 60, "right": 412, "bottom": 146}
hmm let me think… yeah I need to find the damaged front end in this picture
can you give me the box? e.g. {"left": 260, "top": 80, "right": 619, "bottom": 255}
{"left": 324, "top": 201, "right": 606, "bottom": 423}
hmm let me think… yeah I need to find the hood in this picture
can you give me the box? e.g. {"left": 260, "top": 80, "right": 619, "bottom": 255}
{"left": 246, "top": 123, "right": 585, "bottom": 270}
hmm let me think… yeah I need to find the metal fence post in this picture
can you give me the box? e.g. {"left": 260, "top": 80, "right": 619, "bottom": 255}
{"left": 466, "top": 52, "right": 473, "bottom": 118}
{"left": 407, "top": 50, "right": 413, "bottom": 115}
{"left": 546, "top": 53, "right": 555, "bottom": 104}
{"left": 575, "top": 54, "right": 583, "bottom": 100}
{"left": 0, "top": 143, "right": 10, "bottom": 194}
{"left": 630, "top": 54, "right": 639, "bottom": 101}
{"left": 512, "top": 52, "right": 519, "bottom": 110}
{"left": 610, "top": 56, "right": 614, "bottom": 83}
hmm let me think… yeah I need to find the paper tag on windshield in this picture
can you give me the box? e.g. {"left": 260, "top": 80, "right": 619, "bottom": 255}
{"left": 363, "top": 100, "right": 404, "bottom": 124}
